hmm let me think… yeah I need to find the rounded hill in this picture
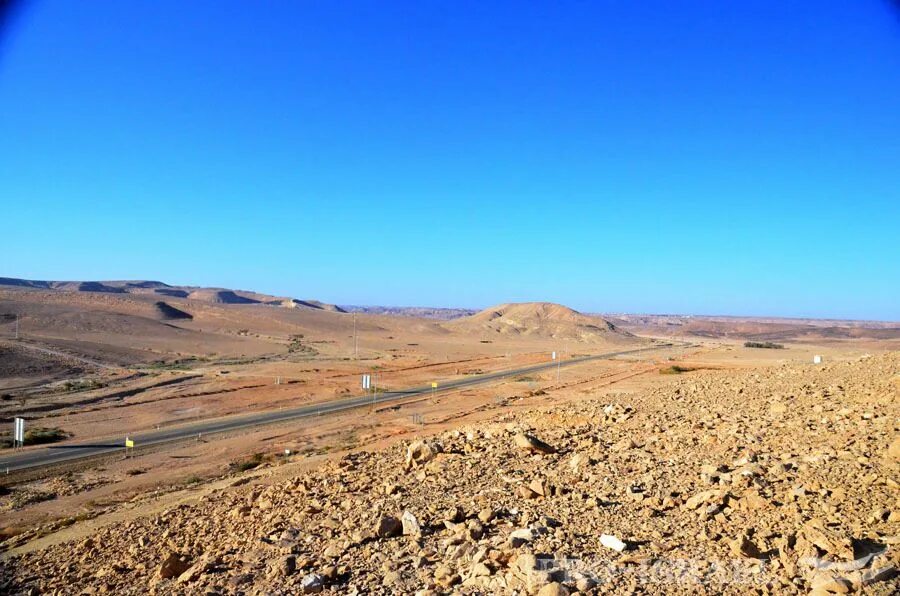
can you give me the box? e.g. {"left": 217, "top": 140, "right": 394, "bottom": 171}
{"left": 447, "top": 302, "right": 628, "bottom": 342}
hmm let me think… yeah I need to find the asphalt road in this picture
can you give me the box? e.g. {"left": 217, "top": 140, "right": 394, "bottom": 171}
{"left": 1, "top": 345, "right": 668, "bottom": 473}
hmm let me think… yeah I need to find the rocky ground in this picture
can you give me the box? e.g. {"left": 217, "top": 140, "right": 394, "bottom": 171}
{"left": 1, "top": 353, "right": 898, "bottom": 595}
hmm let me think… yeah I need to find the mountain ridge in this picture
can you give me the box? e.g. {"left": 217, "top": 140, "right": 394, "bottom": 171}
{"left": 0, "top": 277, "right": 345, "bottom": 313}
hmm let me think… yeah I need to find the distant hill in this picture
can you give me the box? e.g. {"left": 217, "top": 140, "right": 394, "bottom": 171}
{"left": 187, "top": 289, "right": 260, "bottom": 304}
{"left": 0, "top": 277, "right": 53, "bottom": 289}
{"left": 342, "top": 305, "right": 477, "bottom": 320}
{"left": 605, "top": 313, "right": 900, "bottom": 343}
{"left": 0, "top": 277, "right": 344, "bottom": 313}
{"left": 272, "top": 298, "right": 347, "bottom": 313}
{"left": 154, "top": 301, "right": 193, "bottom": 320}
{"left": 447, "top": 302, "right": 629, "bottom": 342}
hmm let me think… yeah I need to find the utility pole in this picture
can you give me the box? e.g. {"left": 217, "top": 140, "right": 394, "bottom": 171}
{"left": 14, "top": 314, "right": 19, "bottom": 340}
{"left": 353, "top": 313, "right": 358, "bottom": 358}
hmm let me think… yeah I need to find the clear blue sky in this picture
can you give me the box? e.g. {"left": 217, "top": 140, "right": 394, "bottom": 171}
{"left": 1, "top": 1, "right": 898, "bottom": 320}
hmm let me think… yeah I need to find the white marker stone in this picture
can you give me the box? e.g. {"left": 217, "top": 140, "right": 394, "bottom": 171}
{"left": 600, "top": 534, "right": 627, "bottom": 552}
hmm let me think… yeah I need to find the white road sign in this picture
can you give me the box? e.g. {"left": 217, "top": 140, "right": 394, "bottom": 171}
{"left": 14, "top": 417, "right": 25, "bottom": 446}
{"left": 362, "top": 374, "right": 371, "bottom": 389}
{"left": 552, "top": 351, "right": 557, "bottom": 360}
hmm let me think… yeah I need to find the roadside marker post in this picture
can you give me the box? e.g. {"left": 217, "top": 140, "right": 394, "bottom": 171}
{"left": 431, "top": 381, "right": 437, "bottom": 402}
{"left": 552, "top": 351, "right": 561, "bottom": 383}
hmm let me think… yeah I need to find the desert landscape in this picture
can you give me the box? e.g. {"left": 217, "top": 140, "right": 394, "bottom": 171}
{"left": 2, "top": 2, "right": 899, "bottom": 594}
{"left": 0, "top": 278, "right": 897, "bottom": 595}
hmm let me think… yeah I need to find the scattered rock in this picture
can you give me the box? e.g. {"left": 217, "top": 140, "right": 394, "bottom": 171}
{"left": 514, "top": 433, "right": 555, "bottom": 454}
{"left": 528, "top": 477, "right": 546, "bottom": 497}
{"left": 537, "top": 582, "right": 570, "bottom": 596}
{"left": 300, "top": 573, "right": 324, "bottom": 593}
{"left": 376, "top": 515, "right": 403, "bottom": 538}
{"left": 157, "top": 552, "right": 191, "bottom": 580}
{"left": 729, "top": 535, "right": 763, "bottom": 559}
{"left": 405, "top": 440, "right": 440, "bottom": 469}
{"left": 277, "top": 555, "right": 297, "bottom": 577}
{"left": 509, "top": 528, "right": 534, "bottom": 548}
{"left": 887, "top": 436, "right": 900, "bottom": 461}
{"left": 401, "top": 511, "right": 421, "bottom": 536}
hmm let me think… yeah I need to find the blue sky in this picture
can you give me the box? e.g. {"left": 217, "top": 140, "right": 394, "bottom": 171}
{"left": 1, "top": 1, "right": 898, "bottom": 319}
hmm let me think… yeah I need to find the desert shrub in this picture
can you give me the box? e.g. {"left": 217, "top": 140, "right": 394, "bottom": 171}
{"left": 288, "top": 335, "right": 318, "bottom": 355}
{"left": 142, "top": 356, "right": 207, "bottom": 370}
{"left": 229, "top": 452, "right": 267, "bottom": 473}
{"left": 744, "top": 341, "right": 785, "bottom": 349}
{"left": 57, "top": 379, "right": 106, "bottom": 393}
{"left": 660, "top": 365, "right": 694, "bottom": 374}
{"left": 24, "top": 427, "right": 71, "bottom": 446}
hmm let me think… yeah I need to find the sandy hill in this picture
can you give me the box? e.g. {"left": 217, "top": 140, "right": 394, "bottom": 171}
{"left": 447, "top": 302, "right": 628, "bottom": 342}
{"left": 0, "top": 277, "right": 344, "bottom": 313}
{"left": 342, "top": 305, "right": 477, "bottom": 320}
{"left": 0, "top": 278, "right": 357, "bottom": 365}
{"left": 0, "top": 278, "right": 454, "bottom": 370}
{"left": 186, "top": 289, "right": 260, "bottom": 304}
{"left": 269, "top": 298, "right": 347, "bottom": 313}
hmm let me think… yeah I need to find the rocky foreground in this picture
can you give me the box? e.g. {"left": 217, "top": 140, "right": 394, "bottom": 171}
{"left": 2, "top": 354, "right": 899, "bottom": 595}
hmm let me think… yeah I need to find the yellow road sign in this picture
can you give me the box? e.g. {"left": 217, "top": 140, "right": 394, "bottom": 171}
{"left": 125, "top": 438, "right": 135, "bottom": 448}
{"left": 431, "top": 382, "right": 438, "bottom": 388}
